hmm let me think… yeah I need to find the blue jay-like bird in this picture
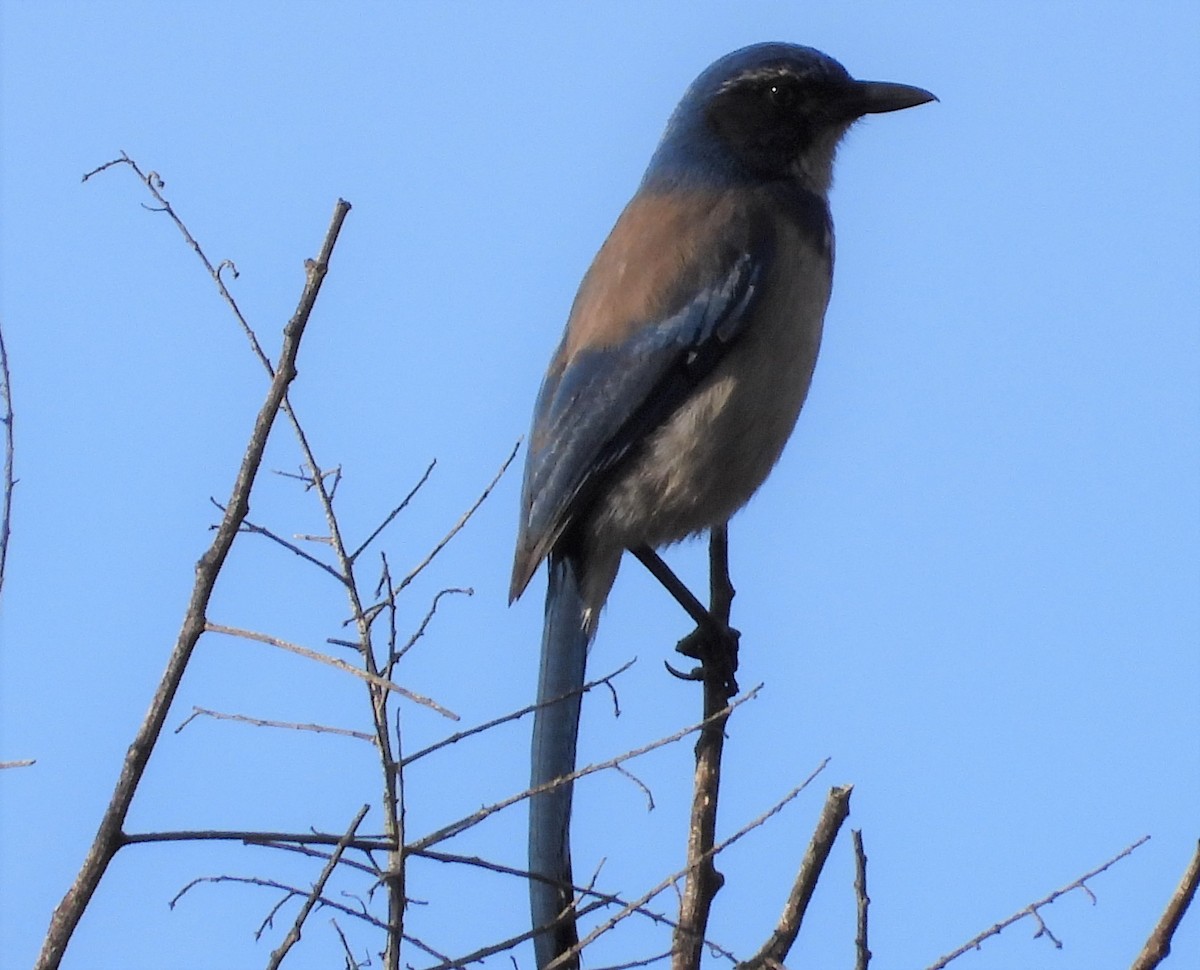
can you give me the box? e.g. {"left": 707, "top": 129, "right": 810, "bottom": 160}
{"left": 511, "top": 42, "right": 934, "bottom": 966}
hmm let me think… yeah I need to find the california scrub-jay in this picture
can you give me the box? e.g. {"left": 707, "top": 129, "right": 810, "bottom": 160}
{"left": 511, "top": 42, "right": 934, "bottom": 966}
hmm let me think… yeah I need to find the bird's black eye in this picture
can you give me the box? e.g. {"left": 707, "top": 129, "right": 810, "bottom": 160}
{"left": 766, "top": 81, "right": 798, "bottom": 108}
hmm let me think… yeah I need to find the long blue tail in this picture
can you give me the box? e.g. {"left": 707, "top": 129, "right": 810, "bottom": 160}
{"left": 530, "top": 554, "right": 591, "bottom": 969}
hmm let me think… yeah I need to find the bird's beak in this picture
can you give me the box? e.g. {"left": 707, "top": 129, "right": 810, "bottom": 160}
{"left": 840, "top": 79, "right": 938, "bottom": 117}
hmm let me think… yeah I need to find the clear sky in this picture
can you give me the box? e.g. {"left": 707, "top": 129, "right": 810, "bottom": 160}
{"left": 2, "top": 3, "right": 1198, "bottom": 969}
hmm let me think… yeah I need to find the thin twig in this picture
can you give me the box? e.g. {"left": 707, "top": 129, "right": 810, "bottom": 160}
{"left": 259, "top": 839, "right": 381, "bottom": 879}
{"left": 371, "top": 438, "right": 520, "bottom": 611}
{"left": 393, "top": 586, "right": 473, "bottom": 665}
{"left": 1131, "top": 839, "right": 1200, "bottom": 970}
{"left": 174, "top": 706, "right": 376, "bottom": 743}
{"left": 416, "top": 846, "right": 742, "bottom": 963}
{"left": 266, "top": 803, "right": 370, "bottom": 970}
{"left": 408, "top": 687, "right": 764, "bottom": 853}
{"left": 330, "top": 918, "right": 363, "bottom": 970}
{"left": 417, "top": 899, "right": 611, "bottom": 970}
{"left": 739, "top": 785, "right": 854, "bottom": 969}
{"left": 592, "top": 952, "right": 673, "bottom": 970}
{"left": 551, "top": 760, "right": 830, "bottom": 970}
{"left": 204, "top": 621, "right": 458, "bottom": 720}
{"left": 81, "top": 153, "right": 273, "bottom": 369}
{"left": 0, "top": 320, "right": 13, "bottom": 598}
{"left": 350, "top": 458, "right": 437, "bottom": 563}
{"left": 170, "top": 874, "right": 390, "bottom": 932}
{"left": 122, "top": 828, "right": 391, "bottom": 852}
{"left": 35, "top": 188, "right": 351, "bottom": 970}
{"left": 925, "top": 834, "right": 1152, "bottom": 969}
{"left": 225, "top": 504, "right": 346, "bottom": 584}
{"left": 399, "top": 660, "right": 635, "bottom": 768}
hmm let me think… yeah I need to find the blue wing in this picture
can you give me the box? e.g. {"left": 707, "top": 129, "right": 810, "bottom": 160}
{"left": 510, "top": 196, "right": 773, "bottom": 599}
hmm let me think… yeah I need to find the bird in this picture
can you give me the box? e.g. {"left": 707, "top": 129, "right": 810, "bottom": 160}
{"left": 510, "top": 42, "right": 934, "bottom": 967}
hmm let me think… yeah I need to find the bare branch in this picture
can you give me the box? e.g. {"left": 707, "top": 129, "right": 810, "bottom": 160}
{"left": 330, "top": 919, "right": 365, "bottom": 970}
{"left": 925, "top": 834, "right": 1151, "bottom": 969}
{"left": 554, "top": 760, "right": 830, "bottom": 970}
{"left": 413, "top": 848, "right": 724, "bottom": 947}
{"left": 592, "top": 951, "right": 673, "bottom": 970}
{"left": 1131, "top": 839, "right": 1200, "bottom": 970}
{"left": 258, "top": 839, "right": 382, "bottom": 879}
{"left": 81, "top": 153, "right": 273, "bottom": 369}
{"left": 417, "top": 898, "right": 611, "bottom": 970}
{"left": 204, "top": 621, "right": 458, "bottom": 720}
{"left": 0, "top": 319, "right": 13, "bottom": 598}
{"left": 122, "top": 828, "right": 391, "bottom": 853}
{"left": 371, "top": 438, "right": 520, "bottom": 610}
{"left": 170, "top": 874, "right": 390, "bottom": 932}
{"left": 225, "top": 504, "right": 346, "bottom": 584}
{"left": 408, "top": 687, "right": 765, "bottom": 853}
{"left": 853, "top": 829, "right": 871, "bottom": 970}
{"left": 350, "top": 458, "right": 437, "bottom": 563}
{"left": 674, "top": 525, "right": 736, "bottom": 969}
{"left": 174, "top": 705, "right": 376, "bottom": 744}
{"left": 739, "top": 784, "right": 853, "bottom": 969}
{"left": 35, "top": 187, "right": 351, "bottom": 970}
{"left": 265, "top": 803, "right": 370, "bottom": 970}
{"left": 399, "top": 660, "right": 636, "bottom": 768}
{"left": 393, "top": 586, "right": 473, "bottom": 665}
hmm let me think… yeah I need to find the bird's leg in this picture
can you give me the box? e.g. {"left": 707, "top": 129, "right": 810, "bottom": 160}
{"left": 630, "top": 532, "right": 739, "bottom": 694}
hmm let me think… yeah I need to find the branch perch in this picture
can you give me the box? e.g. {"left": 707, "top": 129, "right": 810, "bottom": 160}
{"left": 1131, "top": 839, "right": 1200, "bottom": 970}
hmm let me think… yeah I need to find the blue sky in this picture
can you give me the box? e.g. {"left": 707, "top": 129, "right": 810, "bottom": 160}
{"left": 2, "top": 3, "right": 1198, "bottom": 969}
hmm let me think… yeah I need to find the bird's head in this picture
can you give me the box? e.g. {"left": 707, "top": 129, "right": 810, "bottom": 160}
{"left": 646, "top": 43, "right": 935, "bottom": 193}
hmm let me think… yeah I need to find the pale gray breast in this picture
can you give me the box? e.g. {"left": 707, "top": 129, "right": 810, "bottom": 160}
{"left": 587, "top": 217, "right": 831, "bottom": 552}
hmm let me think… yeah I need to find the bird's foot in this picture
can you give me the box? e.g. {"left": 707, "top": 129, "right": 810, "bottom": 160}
{"left": 666, "top": 621, "right": 740, "bottom": 695}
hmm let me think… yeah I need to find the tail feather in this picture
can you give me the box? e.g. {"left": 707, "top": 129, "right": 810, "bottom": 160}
{"left": 529, "top": 554, "right": 591, "bottom": 969}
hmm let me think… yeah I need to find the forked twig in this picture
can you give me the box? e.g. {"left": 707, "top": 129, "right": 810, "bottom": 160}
{"left": 925, "top": 835, "right": 1151, "bottom": 969}
{"left": 551, "top": 760, "right": 831, "bottom": 970}
{"left": 408, "top": 687, "right": 765, "bottom": 854}
{"left": 265, "top": 804, "right": 370, "bottom": 970}
{"left": 36, "top": 162, "right": 350, "bottom": 970}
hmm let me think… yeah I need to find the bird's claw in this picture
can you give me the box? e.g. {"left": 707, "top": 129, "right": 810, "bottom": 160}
{"left": 673, "top": 622, "right": 741, "bottom": 695}
{"left": 665, "top": 659, "right": 705, "bottom": 681}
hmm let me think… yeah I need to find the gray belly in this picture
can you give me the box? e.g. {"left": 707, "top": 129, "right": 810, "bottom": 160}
{"left": 586, "top": 259, "right": 829, "bottom": 553}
